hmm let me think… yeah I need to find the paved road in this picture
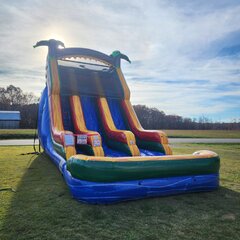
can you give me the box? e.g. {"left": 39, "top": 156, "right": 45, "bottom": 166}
{"left": 0, "top": 139, "right": 40, "bottom": 146}
{"left": 0, "top": 138, "right": 240, "bottom": 146}
{"left": 170, "top": 138, "right": 240, "bottom": 143}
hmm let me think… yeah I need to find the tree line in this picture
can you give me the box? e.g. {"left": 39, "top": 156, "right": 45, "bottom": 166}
{"left": 0, "top": 85, "right": 239, "bottom": 130}
{"left": 133, "top": 105, "right": 240, "bottom": 130}
{"left": 0, "top": 85, "right": 38, "bottom": 128}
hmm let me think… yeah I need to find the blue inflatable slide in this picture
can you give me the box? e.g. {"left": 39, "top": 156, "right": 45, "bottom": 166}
{"left": 35, "top": 39, "right": 220, "bottom": 204}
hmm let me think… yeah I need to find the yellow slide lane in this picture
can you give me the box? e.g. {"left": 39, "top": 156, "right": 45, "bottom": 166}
{"left": 70, "top": 95, "right": 104, "bottom": 157}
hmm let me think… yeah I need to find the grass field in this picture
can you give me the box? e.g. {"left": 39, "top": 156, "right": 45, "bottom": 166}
{"left": 164, "top": 130, "right": 240, "bottom": 139}
{"left": 0, "top": 129, "right": 35, "bottom": 139}
{"left": 0, "top": 129, "right": 240, "bottom": 140}
{"left": 0, "top": 144, "right": 239, "bottom": 240}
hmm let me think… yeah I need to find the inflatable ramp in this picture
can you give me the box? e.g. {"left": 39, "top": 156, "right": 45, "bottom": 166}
{"left": 35, "top": 39, "right": 220, "bottom": 204}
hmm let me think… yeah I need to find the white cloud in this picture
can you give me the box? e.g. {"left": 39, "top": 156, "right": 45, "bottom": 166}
{"left": 0, "top": 0, "right": 239, "bottom": 120}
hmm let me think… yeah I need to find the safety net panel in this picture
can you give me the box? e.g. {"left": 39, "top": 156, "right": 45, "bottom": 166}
{"left": 57, "top": 57, "right": 124, "bottom": 98}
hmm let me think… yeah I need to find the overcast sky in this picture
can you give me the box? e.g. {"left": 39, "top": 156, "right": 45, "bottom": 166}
{"left": 0, "top": 0, "right": 240, "bottom": 122}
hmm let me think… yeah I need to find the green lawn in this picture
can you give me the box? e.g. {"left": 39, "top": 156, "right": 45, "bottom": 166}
{"left": 0, "top": 129, "right": 35, "bottom": 139}
{"left": 0, "top": 144, "right": 239, "bottom": 240}
{"left": 1, "top": 129, "right": 240, "bottom": 140}
{"left": 164, "top": 129, "right": 240, "bottom": 139}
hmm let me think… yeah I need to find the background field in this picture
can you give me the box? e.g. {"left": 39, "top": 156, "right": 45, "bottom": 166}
{"left": 0, "top": 129, "right": 240, "bottom": 140}
{"left": 0, "top": 144, "right": 239, "bottom": 240}
{"left": 164, "top": 130, "right": 240, "bottom": 139}
{"left": 0, "top": 129, "right": 36, "bottom": 139}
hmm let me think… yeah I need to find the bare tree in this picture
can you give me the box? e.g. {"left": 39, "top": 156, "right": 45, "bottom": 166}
{"left": 0, "top": 85, "right": 38, "bottom": 110}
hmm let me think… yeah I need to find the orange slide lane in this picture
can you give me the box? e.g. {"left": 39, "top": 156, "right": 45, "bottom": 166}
{"left": 48, "top": 58, "right": 76, "bottom": 159}
{"left": 97, "top": 97, "right": 140, "bottom": 156}
{"left": 49, "top": 94, "right": 76, "bottom": 159}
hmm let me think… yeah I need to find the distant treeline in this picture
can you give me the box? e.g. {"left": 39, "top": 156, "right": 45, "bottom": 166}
{"left": 133, "top": 105, "right": 240, "bottom": 130}
{"left": 0, "top": 85, "right": 239, "bottom": 130}
{"left": 0, "top": 85, "right": 38, "bottom": 128}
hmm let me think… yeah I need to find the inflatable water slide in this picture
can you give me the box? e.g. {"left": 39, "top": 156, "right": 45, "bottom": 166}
{"left": 35, "top": 39, "right": 220, "bottom": 204}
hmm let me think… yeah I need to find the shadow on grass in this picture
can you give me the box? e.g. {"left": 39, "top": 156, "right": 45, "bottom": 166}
{"left": 1, "top": 153, "right": 240, "bottom": 240}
